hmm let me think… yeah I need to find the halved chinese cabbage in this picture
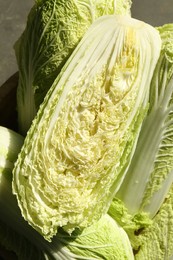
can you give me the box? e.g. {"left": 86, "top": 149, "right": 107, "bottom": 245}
{"left": 12, "top": 15, "right": 161, "bottom": 241}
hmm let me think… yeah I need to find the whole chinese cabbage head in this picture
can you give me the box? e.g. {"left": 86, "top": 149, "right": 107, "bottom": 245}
{"left": 15, "top": 0, "right": 132, "bottom": 135}
{"left": 12, "top": 15, "right": 161, "bottom": 241}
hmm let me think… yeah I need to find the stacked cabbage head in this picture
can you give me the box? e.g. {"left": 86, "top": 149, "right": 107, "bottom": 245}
{"left": 15, "top": 0, "right": 132, "bottom": 135}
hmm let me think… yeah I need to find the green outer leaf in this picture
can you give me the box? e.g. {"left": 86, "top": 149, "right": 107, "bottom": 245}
{"left": 135, "top": 185, "right": 173, "bottom": 260}
{"left": 108, "top": 197, "right": 152, "bottom": 250}
{"left": 13, "top": 15, "right": 161, "bottom": 241}
{"left": 56, "top": 214, "right": 134, "bottom": 260}
{"left": 15, "top": 0, "right": 132, "bottom": 135}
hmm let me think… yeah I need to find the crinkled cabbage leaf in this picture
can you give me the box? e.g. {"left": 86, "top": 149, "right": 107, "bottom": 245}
{"left": 15, "top": 0, "right": 132, "bottom": 135}
{"left": 135, "top": 185, "right": 173, "bottom": 260}
{"left": 55, "top": 214, "right": 134, "bottom": 260}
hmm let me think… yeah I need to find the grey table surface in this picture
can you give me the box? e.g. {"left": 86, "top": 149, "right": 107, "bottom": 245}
{"left": 0, "top": 0, "right": 173, "bottom": 87}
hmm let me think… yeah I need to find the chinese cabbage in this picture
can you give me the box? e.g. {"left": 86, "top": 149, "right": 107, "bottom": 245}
{"left": 116, "top": 23, "right": 173, "bottom": 218}
{"left": 13, "top": 15, "right": 161, "bottom": 241}
{"left": 15, "top": 0, "right": 132, "bottom": 135}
